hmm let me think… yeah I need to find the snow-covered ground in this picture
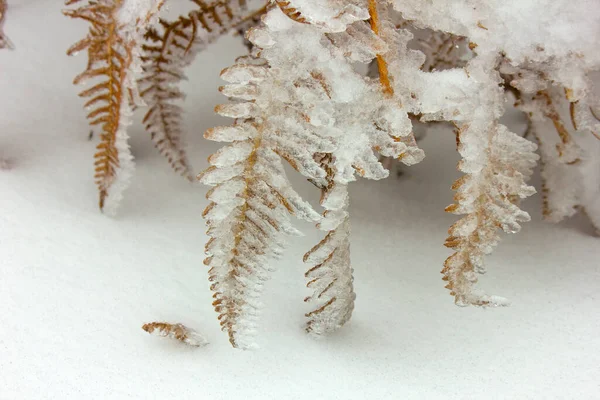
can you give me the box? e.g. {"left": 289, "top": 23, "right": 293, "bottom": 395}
{"left": 1, "top": 1, "right": 599, "bottom": 399}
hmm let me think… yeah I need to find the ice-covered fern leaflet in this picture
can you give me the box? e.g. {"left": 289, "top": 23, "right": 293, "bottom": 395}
{"left": 198, "top": 47, "right": 323, "bottom": 348}
{"left": 304, "top": 154, "right": 355, "bottom": 335}
{"left": 439, "top": 58, "right": 539, "bottom": 306}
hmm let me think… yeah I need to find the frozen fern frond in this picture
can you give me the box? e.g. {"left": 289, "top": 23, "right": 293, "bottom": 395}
{"left": 304, "top": 154, "right": 355, "bottom": 335}
{"left": 200, "top": 55, "right": 321, "bottom": 349}
{"left": 200, "top": 2, "right": 427, "bottom": 346}
{"left": 0, "top": 0, "right": 11, "bottom": 49}
{"left": 437, "top": 58, "right": 539, "bottom": 306}
{"left": 499, "top": 58, "right": 600, "bottom": 234}
{"left": 65, "top": 0, "right": 164, "bottom": 214}
{"left": 299, "top": 0, "right": 423, "bottom": 336}
{"left": 142, "top": 322, "right": 207, "bottom": 347}
{"left": 393, "top": 52, "right": 537, "bottom": 306}
{"left": 444, "top": 122, "right": 538, "bottom": 306}
{"left": 200, "top": 121, "right": 321, "bottom": 348}
{"left": 138, "top": 0, "right": 264, "bottom": 179}
{"left": 517, "top": 86, "right": 600, "bottom": 233}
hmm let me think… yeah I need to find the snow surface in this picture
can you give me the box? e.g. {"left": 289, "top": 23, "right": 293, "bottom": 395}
{"left": 1, "top": 1, "right": 599, "bottom": 399}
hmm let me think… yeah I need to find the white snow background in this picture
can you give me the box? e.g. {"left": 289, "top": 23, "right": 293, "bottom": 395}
{"left": 1, "top": 1, "right": 599, "bottom": 399}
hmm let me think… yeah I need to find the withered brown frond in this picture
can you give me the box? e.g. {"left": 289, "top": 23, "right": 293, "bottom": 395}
{"left": 139, "top": 0, "right": 267, "bottom": 179}
{"left": 142, "top": 322, "right": 207, "bottom": 347}
{"left": 65, "top": 0, "right": 163, "bottom": 212}
{"left": 65, "top": 0, "right": 131, "bottom": 210}
{"left": 0, "top": 0, "right": 11, "bottom": 49}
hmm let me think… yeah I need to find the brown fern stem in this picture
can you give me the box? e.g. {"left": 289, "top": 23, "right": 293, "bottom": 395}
{"left": 98, "top": 12, "right": 122, "bottom": 208}
{"left": 368, "top": 0, "right": 393, "bottom": 98}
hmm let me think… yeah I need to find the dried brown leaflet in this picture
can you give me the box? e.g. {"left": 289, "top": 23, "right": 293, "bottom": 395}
{"left": 139, "top": 0, "right": 267, "bottom": 179}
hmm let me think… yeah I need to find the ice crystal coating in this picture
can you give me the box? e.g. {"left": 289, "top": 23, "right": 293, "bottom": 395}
{"left": 200, "top": 2, "right": 424, "bottom": 347}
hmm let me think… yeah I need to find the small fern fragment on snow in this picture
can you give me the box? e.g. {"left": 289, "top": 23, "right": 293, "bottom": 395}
{"left": 139, "top": 0, "right": 257, "bottom": 179}
{"left": 142, "top": 322, "right": 207, "bottom": 347}
{"left": 65, "top": 0, "right": 164, "bottom": 214}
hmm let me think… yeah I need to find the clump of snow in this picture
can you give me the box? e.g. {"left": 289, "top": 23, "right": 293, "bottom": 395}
{"left": 101, "top": 97, "right": 135, "bottom": 216}
{"left": 101, "top": 0, "right": 164, "bottom": 213}
{"left": 391, "top": 0, "right": 600, "bottom": 99}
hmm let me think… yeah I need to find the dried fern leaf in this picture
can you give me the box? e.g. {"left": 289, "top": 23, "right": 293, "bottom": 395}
{"left": 65, "top": 0, "right": 164, "bottom": 214}
{"left": 304, "top": 154, "right": 355, "bottom": 335}
{"left": 139, "top": 0, "right": 262, "bottom": 179}
{"left": 0, "top": 0, "right": 11, "bottom": 49}
{"left": 142, "top": 322, "right": 207, "bottom": 347}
